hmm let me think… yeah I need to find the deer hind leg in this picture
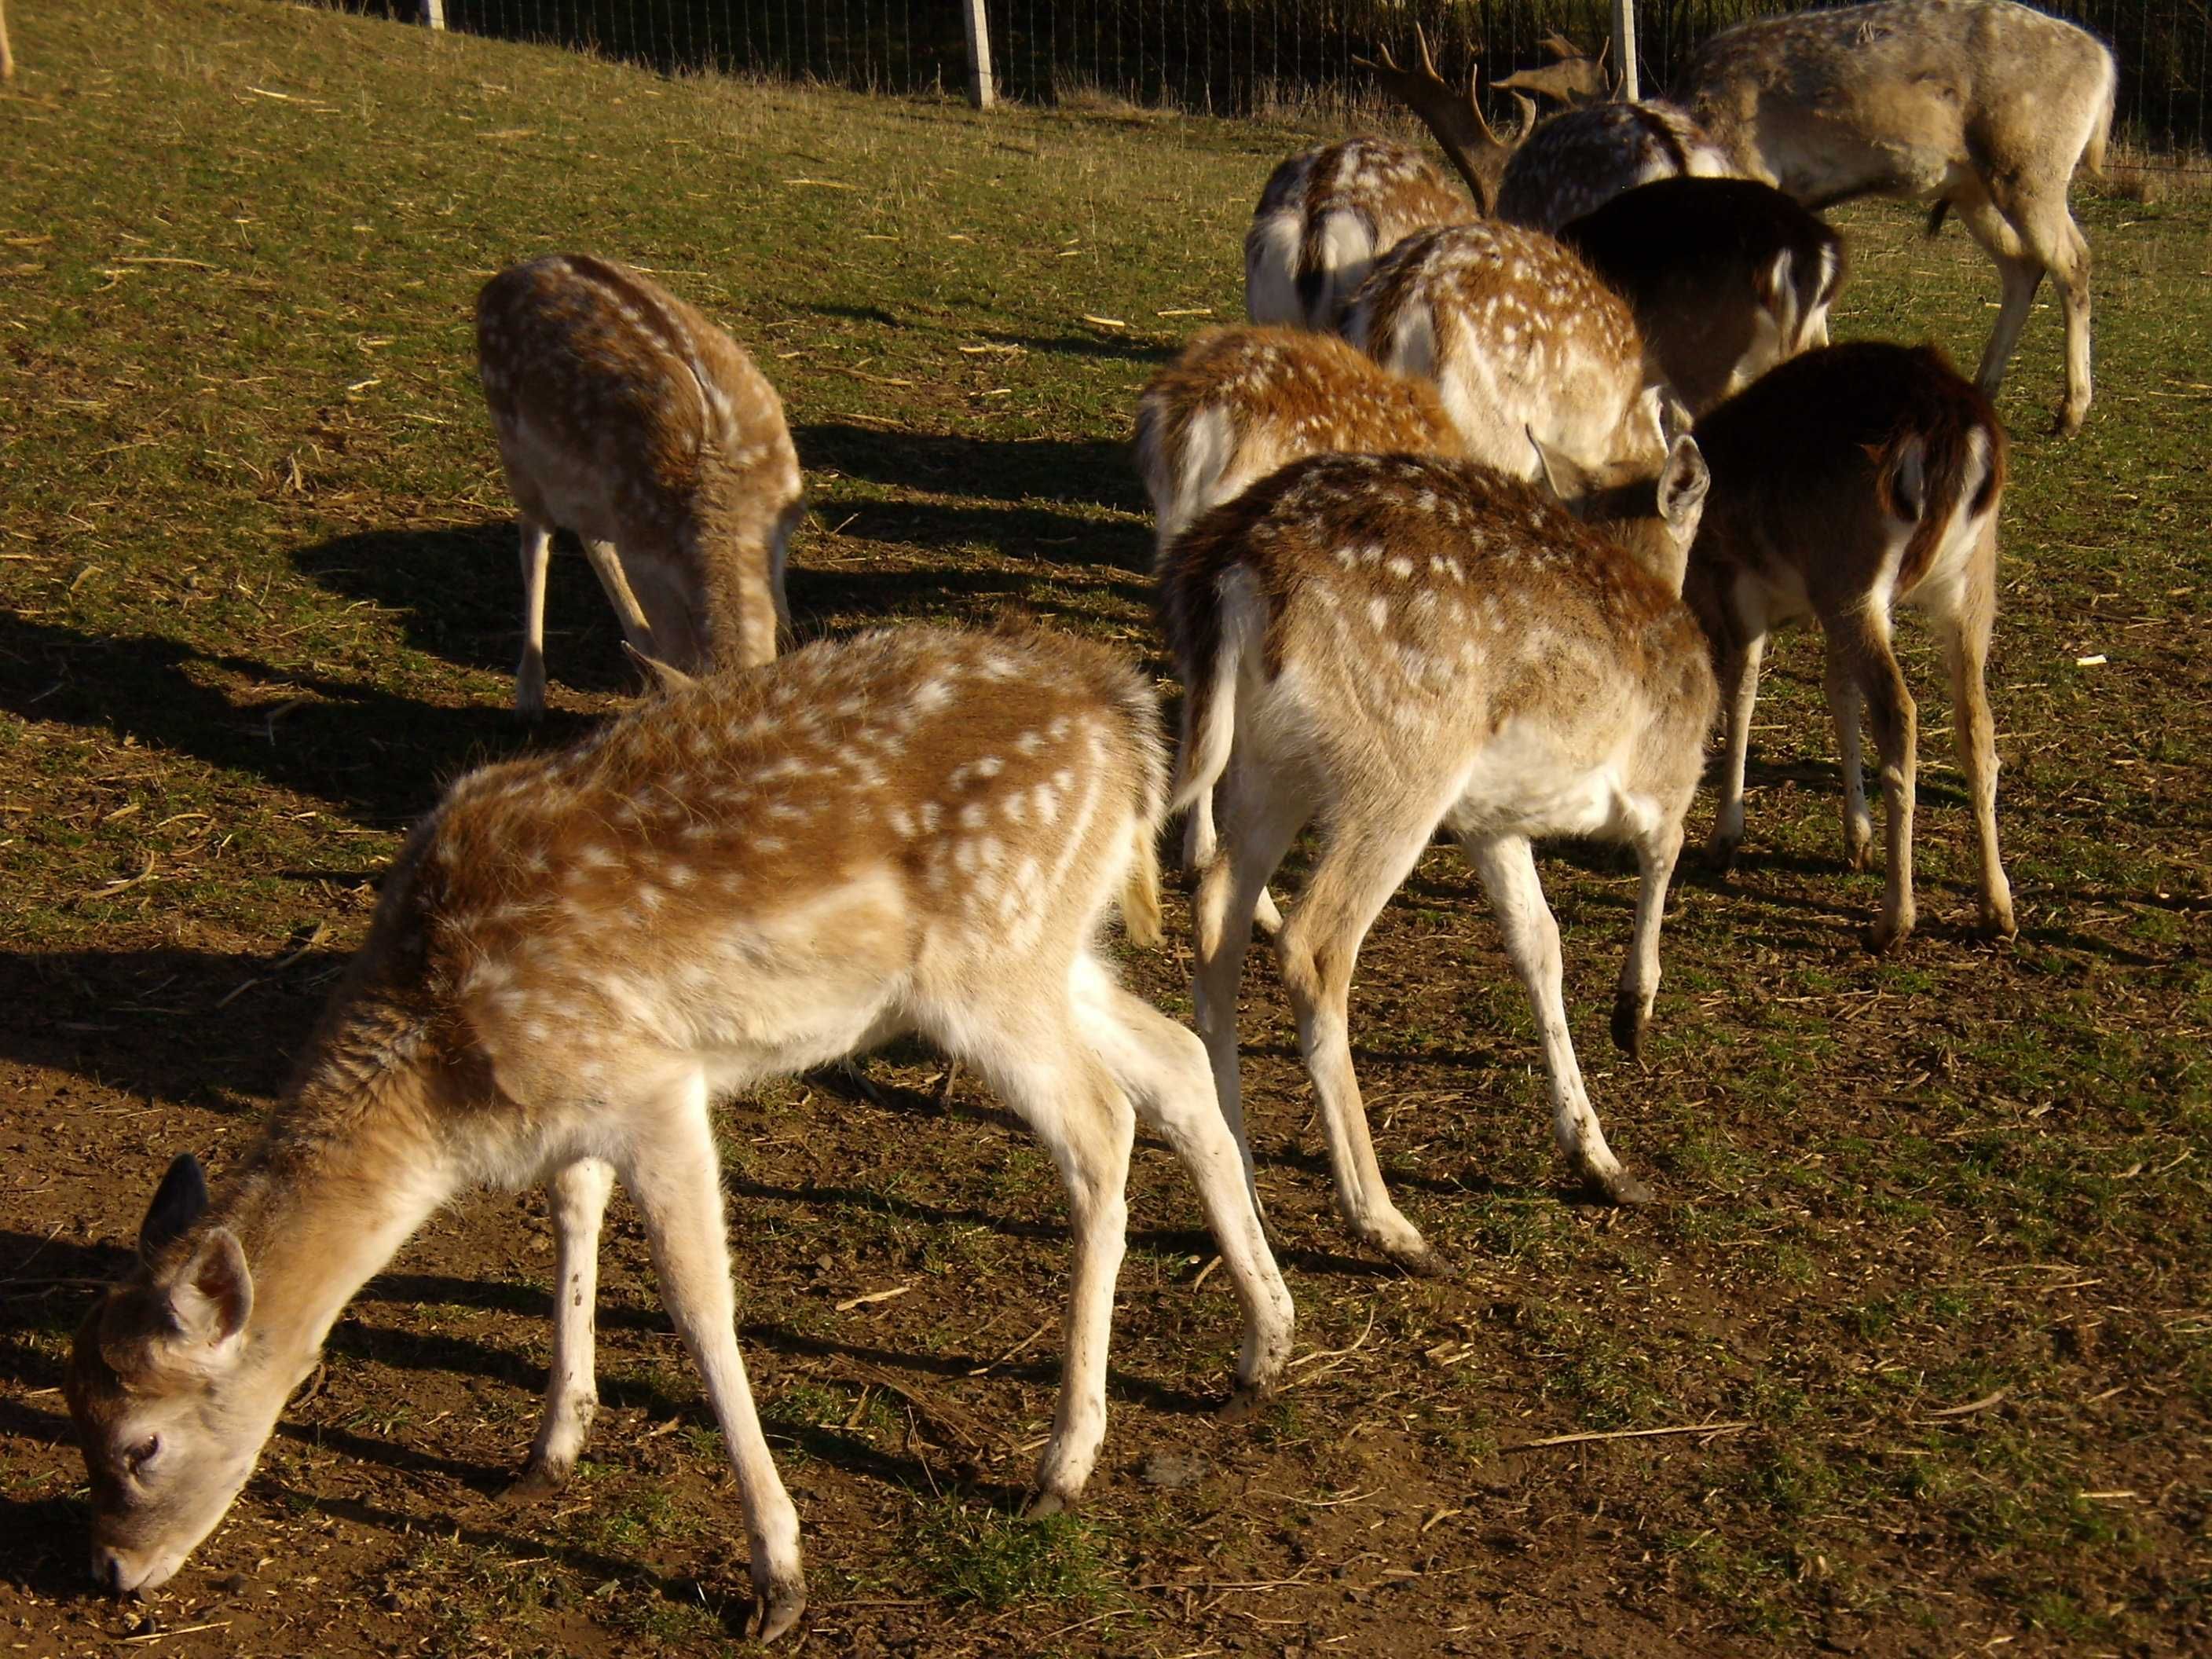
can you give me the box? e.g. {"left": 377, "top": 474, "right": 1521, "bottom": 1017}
{"left": 1463, "top": 833, "right": 1649, "bottom": 1207}
{"left": 1070, "top": 960, "right": 1295, "bottom": 1409}
{"left": 1612, "top": 816, "right": 1686, "bottom": 1063}
{"left": 1827, "top": 610, "right": 1917, "bottom": 951}
{"left": 1275, "top": 804, "right": 1448, "bottom": 1273}
{"left": 616, "top": 1069, "right": 804, "bottom": 1642}
{"left": 2004, "top": 185, "right": 2094, "bottom": 435}
{"left": 1192, "top": 767, "right": 1307, "bottom": 1207}
{"left": 1950, "top": 193, "right": 2044, "bottom": 410}
{"left": 1934, "top": 543, "right": 2017, "bottom": 939}
{"left": 949, "top": 1022, "right": 1135, "bottom": 1514}
{"left": 515, "top": 517, "right": 554, "bottom": 719}
{"left": 511, "top": 1155, "right": 616, "bottom": 1498}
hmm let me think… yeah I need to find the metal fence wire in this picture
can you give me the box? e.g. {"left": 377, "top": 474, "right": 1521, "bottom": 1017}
{"left": 347, "top": 2, "right": 2211, "bottom": 154}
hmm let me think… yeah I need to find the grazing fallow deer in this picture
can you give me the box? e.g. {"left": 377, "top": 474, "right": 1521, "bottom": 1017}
{"left": 1244, "top": 137, "right": 1474, "bottom": 331}
{"left": 1342, "top": 222, "right": 1663, "bottom": 482}
{"left": 476, "top": 254, "right": 804, "bottom": 717}
{"left": 64, "top": 626, "right": 1295, "bottom": 1640}
{"left": 1687, "top": 342, "right": 2016, "bottom": 950}
{"left": 1159, "top": 443, "right": 1714, "bottom": 1273}
{"left": 1134, "top": 324, "right": 1472, "bottom": 921}
{"left": 1682, "top": 0, "right": 2116, "bottom": 435}
{"left": 1495, "top": 101, "right": 1738, "bottom": 234}
{"left": 1558, "top": 178, "right": 1846, "bottom": 415}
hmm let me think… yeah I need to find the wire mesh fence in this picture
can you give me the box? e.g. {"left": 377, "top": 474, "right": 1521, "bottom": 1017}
{"left": 346, "top": 1, "right": 2212, "bottom": 154}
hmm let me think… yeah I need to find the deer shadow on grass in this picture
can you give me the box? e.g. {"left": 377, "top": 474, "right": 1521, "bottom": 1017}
{"left": 797, "top": 421, "right": 1141, "bottom": 513}
{"left": 0, "top": 612, "right": 586, "bottom": 826}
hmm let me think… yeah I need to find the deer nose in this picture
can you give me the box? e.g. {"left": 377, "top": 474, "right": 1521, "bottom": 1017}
{"left": 90, "top": 1547, "right": 124, "bottom": 1595}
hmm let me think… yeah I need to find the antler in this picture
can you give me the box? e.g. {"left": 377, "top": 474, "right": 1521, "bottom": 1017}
{"left": 1494, "top": 36, "right": 1614, "bottom": 108}
{"left": 1357, "top": 24, "right": 1516, "bottom": 214}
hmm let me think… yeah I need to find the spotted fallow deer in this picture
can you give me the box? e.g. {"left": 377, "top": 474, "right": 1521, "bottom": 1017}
{"left": 476, "top": 254, "right": 805, "bottom": 718}
{"left": 1680, "top": 0, "right": 2116, "bottom": 435}
{"left": 64, "top": 626, "right": 1295, "bottom": 1641}
{"left": 1558, "top": 178, "right": 1846, "bottom": 415}
{"left": 1159, "top": 440, "right": 1714, "bottom": 1274}
{"left": 1135, "top": 324, "right": 1473, "bottom": 921}
{"left": 1244, "top": 137, "right": 1475, "bottom": 331}
{"left": 1687, "top": 342, "right": 2016, "bottom": 950}
{"left": 1367, "top": 27, "right": 1730, "bottom": 234}
{"left": 1342, "top": 222, "right": 1664, "bottom": 483}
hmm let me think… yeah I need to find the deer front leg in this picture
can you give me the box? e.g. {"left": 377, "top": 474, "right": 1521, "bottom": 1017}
{"left": 1466, "top": 833, "right": 1649, "bottom": 1207}
{"left": 515, "top": 517, "right": 554, "bottom": 720}
{"left": 1611, "top": 819, "right": 1686, "bottom": 1062}
{"left": 617, "top": 1072, "right": 805, "bottom": 1643}
{"left": 1830, "top": 615, "right": 1917, "bottom": 951}
{"left": 1823, "top": 639, "right": 1874, "bottom": 870}
{"left": 580, "top": 538, "right": 661, "bottom": 662}
{"left": 1072, "top": 962, "right": 1295, "bottom": 1411}
{"left": 1276, "top": 811, "right": 1445, "bottom": 1273}
{"left": 1706, "top": 627, "right": 1767, "bottom": 868}
{"left": 510, "top": 1156, "right": 616, "bottom": 1499}
{"left": 1939, "top": 568, "right": 2017, "bottom": 939}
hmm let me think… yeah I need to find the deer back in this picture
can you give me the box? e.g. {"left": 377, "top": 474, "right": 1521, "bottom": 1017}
{"left": 1687, "top": 342, "right": 2006, "bottom": 628}
{"left": 1245, "top": 137, "right": 1474, "bottom": 330}
{"left": 1682, "top": 0, "right": 2115, "bottom": 206}
{"left": 1160, "top": 452, "right": 1716, "bottom": 815}
{"left": 1344, "top": 223, "right": 1657, "bottom": 481}
{"left": 1135, "top": 326, "right": 1465, "bottom": 557}
{"left": 476, "top": 254, "right": 802, "bottom": 672}
{"left": 1559, "top": 178, "right": 1845, "bottom": 415}
{"left": 1495, "top": 102, "right": 1736, "bottom": 233}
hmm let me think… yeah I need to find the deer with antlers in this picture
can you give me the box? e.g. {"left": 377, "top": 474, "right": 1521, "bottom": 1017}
{"left": 1159, "top": 434, "right": 1713, "bottom": 1273}
{"left": 477, "top": 254, "right": 805, "bottom": 717}
{"left": 64, "top": 625, "right": 1295, "bottom": 1639}
{"left": 1244, "top": 137, "right": 1475, "bottom": 331}
{"left": 1687, "top": 341, "right": 2017, "bottom": 948}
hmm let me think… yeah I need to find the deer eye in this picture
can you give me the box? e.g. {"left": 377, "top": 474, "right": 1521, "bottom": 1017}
{"left": 123, "top": 1434, "right": 160, "bottom": 1474}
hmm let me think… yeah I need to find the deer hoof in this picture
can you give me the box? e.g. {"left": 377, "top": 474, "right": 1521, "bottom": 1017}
{"left": 504, "top": 1456, "right": 573, "bottom": 1501}
{"left": 748, "top": 1576, "right": 808, "bottom": 1644}
{"left": 1022, "top": 1488, "right": 1075, "bottom": 1522}
{"left": 2052, "top": 405, "right": 2086, "bottom": 439}
{"left": 1864, "top": 915, "right": 1912, "bottom": 954}
{"left": 1381, "top": 1240, "right": 1452, "bottom": 1279}
{"left": 1702, "top": 834, "right": 1739, "bottom": 876}
{"left": 1610, "top": 990, "right": 1647, "bottom": 1060}
{"left": 1218, "top": 1382, "right": 1269, "bottom": 1425}
{"left": 1983, "top": 907, "right": 2020, "bottom": 942}
{"left": 1844, "top": 836, "right": 1874, "bottom": 873}
{"left": 1584, "top": 1166, "right": 1653, "bottom": 1208}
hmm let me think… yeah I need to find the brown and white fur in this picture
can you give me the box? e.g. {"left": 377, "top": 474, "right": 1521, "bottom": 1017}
{"left": 64, "top": 626, "right": 1295, "bottom": 1640}
{"left": 1558, "top": 178, "right": 1846, "bottom": 415}
{"left": 1494, "top": 101, "right": 1738, "bottom": 234}
{"left": 1135, "top": 324, "right": 1474, "bottom": 919}
{"left": 476, "top": 254, "right": 805, "bottom": 716}
{"left": 1159, "top": 441, "right": 1714, "bottom": 1273}
{"left": 1245, "top": 137, "right": 1474, "bottom": 331}
{"left": 1343, "top": 222, "right": 1664, "bottom": 482}
{"left": 1682, "top": 0, "right": 2116, "bottom": 434}
{"left": 1688, "top": 342, "right": 2016, "bottom": 949}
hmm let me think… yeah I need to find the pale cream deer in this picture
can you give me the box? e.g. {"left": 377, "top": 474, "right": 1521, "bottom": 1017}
{"left": 1342, "top": 221, "right": 1665, "bottom": 483}
{"left": 1558, "top": 177, "right": 1846, "bottom": 415}
{"left": 65, "top": 626, "right": 1294, "bottom": 1641}
{"left": 476, "top": 254, "right": 804, "bottom": 716}
{"left": 1687, "top": 341, "right": 2016, "bottom": 950}
{"left": 1244, "top": 137, "right": 1474, "bottom": 331}
{"left": 1159, "top": 442, "right": 1714, "bottom": 1273}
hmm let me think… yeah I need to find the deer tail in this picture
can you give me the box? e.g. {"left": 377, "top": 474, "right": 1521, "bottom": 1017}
{"left": 1121, "top": 816, "right": 1164, "bottom": 949}
{"left": 2084, "top": 57, "right": 2117, "bottom": 178}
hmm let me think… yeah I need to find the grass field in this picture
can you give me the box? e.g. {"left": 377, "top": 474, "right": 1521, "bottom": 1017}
{"left": 2, "top": 2, "right": 2210, "bottom": 1655}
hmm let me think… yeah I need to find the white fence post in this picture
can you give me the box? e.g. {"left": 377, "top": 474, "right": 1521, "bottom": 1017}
{"left": 961, "top": 0, "right": 996, "bottom": 108}
{"left": 1612, "top": 0, "right": 1639, "bottom": 102}
{"left": 422, "top": 0, "right": 446, "bottom": 30}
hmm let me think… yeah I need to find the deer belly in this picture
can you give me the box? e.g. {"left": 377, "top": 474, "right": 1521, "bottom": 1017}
{"left": 495, "top": 410, "right": 635, "bottom": 547}
{"left": 1452, "top": 720, "right": 1635, "bottom": 841}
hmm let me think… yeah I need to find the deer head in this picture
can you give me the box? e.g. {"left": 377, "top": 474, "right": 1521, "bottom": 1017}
{"left": 66, "top": 1155, "right": 269, "bottom": 1595}
{"left": 1529, "top": 393, "right": 1711, "bottom": 593}
{"left": 1361, "top": 27, "right": 1532, "bottom": 214}
{"left": 1496, "top": 35, "right": 1613, "bottom": 108}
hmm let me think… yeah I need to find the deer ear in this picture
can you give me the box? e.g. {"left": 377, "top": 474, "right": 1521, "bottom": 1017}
{"left": 1657, "top": 389, "right": 1696, "bottom": 451}
{"left": 160, "top": 1228, "right": 254, "bottom": 1353}
{"left": 1659, "top": 436, "right": 1712, "bottom": 539}
{"left": 1527, "top": 427, "right": 1583, "bottom": 502}
{"left": 139, "top": 1154, "right": 210, "bottom": 1262}
{"left": 623, "top": 641, "right": 697, "bottom": 698}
